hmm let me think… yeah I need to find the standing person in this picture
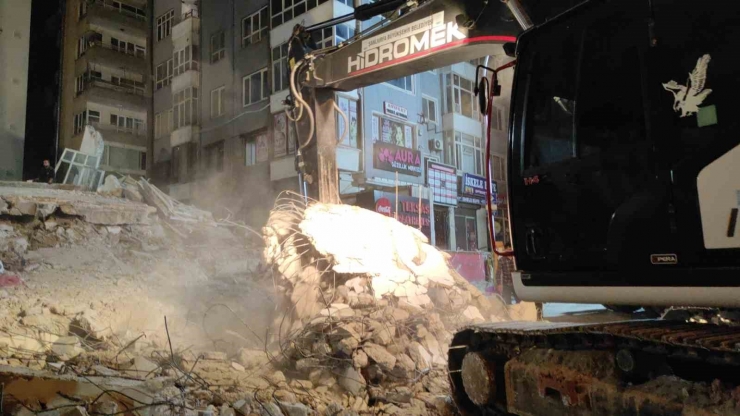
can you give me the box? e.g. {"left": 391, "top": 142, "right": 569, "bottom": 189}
{"left": 496, "top": 252, "right": 518, "bottom": 305}
{"left": 36, "top": 160, "right": 55, "bottom": 184}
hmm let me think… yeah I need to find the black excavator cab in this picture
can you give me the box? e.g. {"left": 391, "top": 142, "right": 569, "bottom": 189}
{"left": 508, "top": 0, "right": 740, "bottom": 304}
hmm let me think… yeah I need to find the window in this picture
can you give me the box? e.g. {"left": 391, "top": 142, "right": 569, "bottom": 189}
{"left": 271, "top": 0, "right": 328, "bottom": 28}
{"left": 155, "top": 59, "right": 174, "bottom": 90}
{"left": 111, "top": 38, "right": 145, "bottom": 57}
{"left": 102, "top": 144, "right": 147, "bottom": 172}
{"left": 75, "top": 75, "right": 86, "bottom": 96}
{"left": 242, "top": 68, "right": 269, "bottom": 106}
{"left": 73, "top": 110, "right": 87, "bottom": 135}
{"left": 492, "top": 155, "right": 505, "bottom": 181}
{"left": 173, "top": 87, "right": 199, "bottom": 129}
{"left": 110, "top": 114, "right": 145, "bottom": 135}
{"left": 242, "top": 7, "right": 268, "bottom": 47}
{"left": 386, "top": 75, "right": 413, "bottom": 93}
{"left": 336, "top": 95, "right": 359, "bottom": 148}
{"left": 372, "top": 114, "right": 415, "bottom": 149}
{"left": 88, "top": 110, "right": 100, "bottom": 125}
{"left": 491, "top": 105, "right": 504, "bottom": 131}
{"left": 157, "top": 9, "right": 174, "bottom": 41}
{"left": 173, "top": 46, "right": 198, "bottom": 76}
{"left": 445, "top": 73, "right": 478, "bottom": 119}
{"left": 111, "top": 75, "right": 145, "bottom": 94}
{"left": 155, "top": 110, "right": 173, "bottom": 138}
{"left": 454, "top": 211, "right": 479, "bottom": 251}
{"left": 211, "top": 86, "right": 226, "bottom": 118}
{"left": 445, "top": 131, "right": 483, "bottom": 175}
{"left": 244, "top": 138, "right": 256, "bottom": 166}
{"left": 103, "top": 1, "right": 146, "bottom": 20}
{"left": 78, "top": 0, "right": 87, "bottom": 21}
{"left": 311, "top": 27, "right": 333, "bottom": 49}
{"left": 335, "top": 24, "right": 356, "bottom": 43}
{"left": 77, "top": 36, "right": 88, "bottom": 58}
{"left": 422, "top": 96, "right": 438, "bottom": 124}
{"left": 211, "top": 31, "right": 226, "bottom": 63}
{"left": 272, "top": 43, "right": 289, "bottom": 93}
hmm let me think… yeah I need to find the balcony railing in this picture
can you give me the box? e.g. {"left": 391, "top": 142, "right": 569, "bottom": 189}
{"left": 85, "top": 0, "right": 146, "bottom": 22}
{"left": 85, "top": 39, "right": 146, "bottom": 59}
{"left": 174, "top": 9, "right": 200, "bottom": 25}
{"left": 89, "top": 121, "right": 147, "bottom": 137}
{"left": 76, "top": 78, "right": 146, "bottom": 98}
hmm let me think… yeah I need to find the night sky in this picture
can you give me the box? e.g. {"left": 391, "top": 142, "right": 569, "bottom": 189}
{"left": 23, "top": 0, "right": 63, "bottom": 180}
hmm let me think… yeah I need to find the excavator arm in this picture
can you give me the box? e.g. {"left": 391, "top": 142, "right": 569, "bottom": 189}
{"left": 303, "top": 0, "right": 523, "bottom": 91}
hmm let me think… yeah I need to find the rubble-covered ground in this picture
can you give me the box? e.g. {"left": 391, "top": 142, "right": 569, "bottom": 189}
{"left": 0, "top": 182, "right": 516, "bottom": 416}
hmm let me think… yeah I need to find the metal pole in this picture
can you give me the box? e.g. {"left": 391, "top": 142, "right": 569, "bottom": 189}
{"left": 418, "top": 185, "right": 422, "bottom": 230}
{"left": 395, "top": 171, "right": 399, "bottom": 220}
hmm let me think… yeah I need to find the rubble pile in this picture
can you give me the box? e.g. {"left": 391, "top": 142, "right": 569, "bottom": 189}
{"left": 261, "top": 197, "right": 510, "bottom": 415}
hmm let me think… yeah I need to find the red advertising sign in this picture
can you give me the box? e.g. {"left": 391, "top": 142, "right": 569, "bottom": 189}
{"left": 373, "top": 142, "right": 422, "bottom": 176}
{"left": 375, "top": 197, "right": 392, "bottom": 216}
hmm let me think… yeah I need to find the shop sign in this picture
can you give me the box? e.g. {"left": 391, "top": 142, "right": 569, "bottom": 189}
{"left": 462, "top": 173, "right": 487, "bottom": 197}
{"left": 427, "top": 161, "right": 458, "bottom": 206}
{"left": 373, "top": 142, "right": 422, "bottom": 176}
{"left": 372, "top": 192, "right": 431, "bottom": 234}
{"left": 384, "top": 102, "right": 408, "bottom": 119}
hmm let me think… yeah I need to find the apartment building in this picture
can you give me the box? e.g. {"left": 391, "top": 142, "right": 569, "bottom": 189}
{"left": 0, "top": 0, "right": 32, "bottom": 181}
{"left": 145, "top": 0, "right": 512, "bottom": 251}
{"left": 58, "top": 0, "right": 150, "bottom": 177}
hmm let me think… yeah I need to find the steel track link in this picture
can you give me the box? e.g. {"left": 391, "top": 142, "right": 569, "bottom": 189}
{"left": 448, "top": 320, "right": 740, "bottom": 415}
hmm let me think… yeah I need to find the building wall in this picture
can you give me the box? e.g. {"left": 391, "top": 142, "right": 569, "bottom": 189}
{"left": 0, "top": 0, "right": 32, "bottom": 180}
{"left": 59, "top": 0, "right": 151, "bottom": 176}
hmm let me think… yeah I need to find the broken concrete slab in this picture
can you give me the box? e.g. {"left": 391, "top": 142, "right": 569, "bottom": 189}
{"left": 0, "top": 184, "right": 155, "bottom": 225}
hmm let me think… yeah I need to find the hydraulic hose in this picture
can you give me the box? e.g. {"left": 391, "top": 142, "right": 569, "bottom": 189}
{"left": 333, "top": 100, "right": 349, "bottom": 145}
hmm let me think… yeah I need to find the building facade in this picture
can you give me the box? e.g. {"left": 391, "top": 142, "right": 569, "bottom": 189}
{"left": 0, "top": 0, "right": 32, "bottom": 181}
{"left": 59, "top": 0, "right": 151, "bottom": 177}
{"left": 24, "top": 0, "right": 512, "bottom": 253}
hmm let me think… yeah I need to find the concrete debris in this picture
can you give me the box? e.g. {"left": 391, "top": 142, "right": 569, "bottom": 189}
{"left": 258, "top": 198, "right": 511, "bottom": 415}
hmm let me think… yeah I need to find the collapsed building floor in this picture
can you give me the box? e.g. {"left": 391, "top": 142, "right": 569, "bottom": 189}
{"left": 0, "top": 180, "right": 519, "bottom": 416}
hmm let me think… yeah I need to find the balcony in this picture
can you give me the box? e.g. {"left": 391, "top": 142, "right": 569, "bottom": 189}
{"left": 76, "top": 41, "right": 147, "bottom": 76}
{"left": 82, "top": 1, "right": 147, "bottom": 39}
{"left": 75, "top": 79, "right": 148, "bottom": 111}
{"left": 72, "top": 121, "right": 148, "bottom": 149}
{"left": 172, "top": 10, "right": 201, "bottom": 48}
{"left": 170, "top": 125, "right": 199, "bottom": 148}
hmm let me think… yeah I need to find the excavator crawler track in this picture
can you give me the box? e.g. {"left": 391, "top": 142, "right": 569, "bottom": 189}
{"left": 449, "top": 321, "right": 740, "bottom": 415}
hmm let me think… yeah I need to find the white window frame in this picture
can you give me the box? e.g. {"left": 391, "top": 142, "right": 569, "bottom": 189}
{"left": 422, "top": 95, "right": 438, "bottom": 124}
{"left": 78, "top": 0, "right": 87, "bottom": 21}
{"left": 445, "top": 73, "right": 479, "bottom": 119}
{"left": 242, "top": 68, "right": 269, "bottom": 106}
{"left": 211, "top": 86, "right": 226, "bottom": 118}
{"left": 244, "top": 138, "right": 256, "bottom": 166}
{"left": 157, "top": 9, "right": 174, "bottom": 42}
{"left": 242, "top": 7, "right": 268, "bottom": 47}
{"left": 272, "top": 43, "right": 289, "bottom": 93}
{"left": 173, "top": 46, "right": 198, "bottom": 76}
{"left": 210, "top": 31, "right": 226, "bottom": 63}
{"left": 385, "top": 75, "right": 414, "bottom": 94}
{"left": 155, "top": 59, "right": 173, "bottom": 90}
{"left": 492, "top": 154, "right": 505, "bottom": 181}
{"left": 491, "top": 105, "right": 504, "bottom": 131}
{"left": 155, "top": 111, "right": 174, "bottom": 138}
{"left": 88, "top": 110, "right": 100, "bottom": 125}
{"left": 173, "top": 87, "right": 199, "bottom": 129}
{"left": 271, "top": 0, "right": 324, "bottom": 28}
{"left": 73, "top": 110, "right": 87, "bottom": 135}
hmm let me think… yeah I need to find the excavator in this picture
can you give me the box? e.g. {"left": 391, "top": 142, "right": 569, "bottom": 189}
{"left": 283, "top": 0, "right": 740, "bottom": 413}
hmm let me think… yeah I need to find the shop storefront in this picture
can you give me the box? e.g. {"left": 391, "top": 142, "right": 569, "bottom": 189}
{"left": 356, "top": 190, "right": 431, "bottom": 240}
{"left": 455, "top": 172, "right": 489, "bottom": 252}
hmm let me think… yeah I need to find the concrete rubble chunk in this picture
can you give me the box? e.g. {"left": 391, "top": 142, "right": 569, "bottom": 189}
{"left": 278, "top": 401, "right": 312, "bottom": 416}
{"left": 352, "top": 350, "right": 369, "bottom": 369}
{"left": 260, "top": 402, "right": 285, "bottom": 416}
{"left": 51, "top": 336, "right": 84, "bottom": 359}
{"left": 237, "top": 348, "right": 271, "bottom": 369}
{"left": 74, "top": 310, "right": 111, "bottom": 340}
{"left": 407, "top": 342, "right": 432, "bottom": 371}
{"left": 203, "top": 351, "right": 228, "bottom": 361}
{"left": 362, "top": 343, "right": 396, "bottom": 372}
{"left": 338, "top": 366, "right": 366, "bottom": 396}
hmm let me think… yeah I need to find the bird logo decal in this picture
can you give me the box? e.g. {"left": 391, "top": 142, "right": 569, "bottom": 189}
{"left": 662, "top": 54, "right": 712, "bottom": 118}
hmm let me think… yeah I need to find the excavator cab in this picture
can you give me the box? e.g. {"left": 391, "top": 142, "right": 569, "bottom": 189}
{"left": 509, "top": 0, "right": 740, "bottom": 306}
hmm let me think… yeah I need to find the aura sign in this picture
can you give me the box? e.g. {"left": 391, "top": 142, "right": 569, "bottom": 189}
{"left": 373, "top": 142, "right": 423, "bottom": 176}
